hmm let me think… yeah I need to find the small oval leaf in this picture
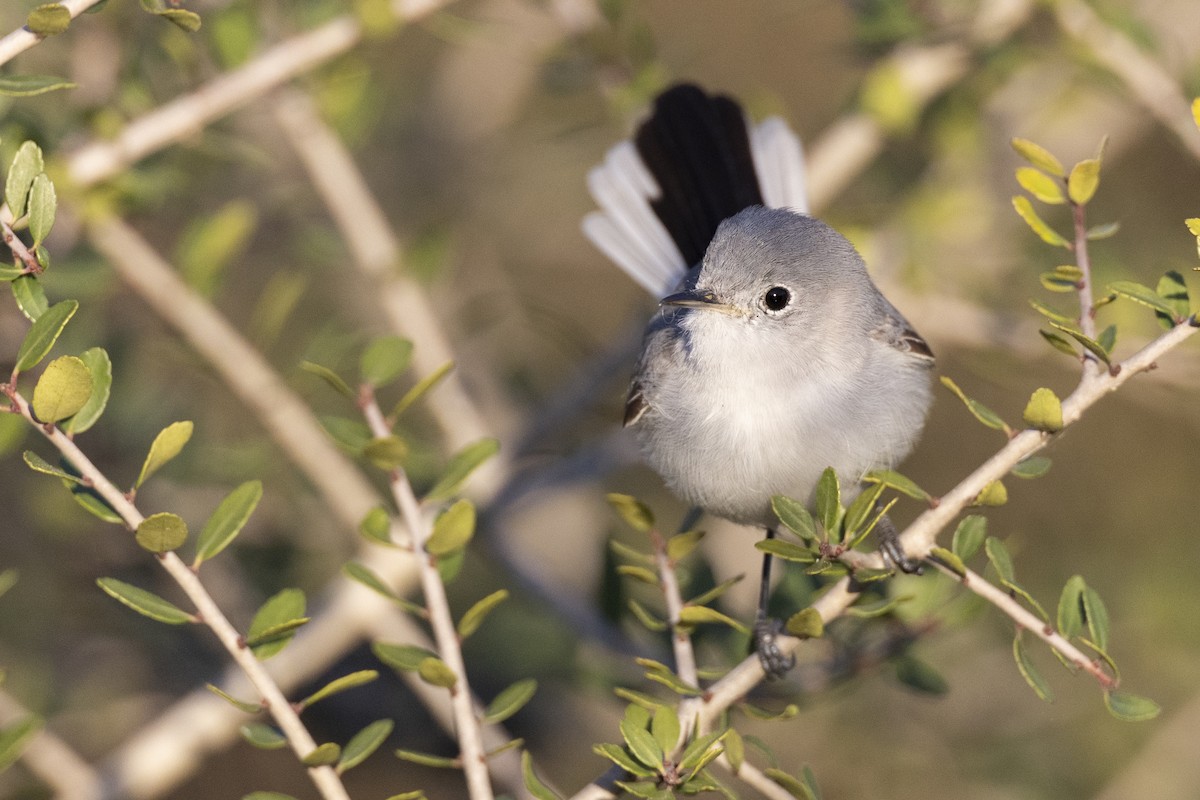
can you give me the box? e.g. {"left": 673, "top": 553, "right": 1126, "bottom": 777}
{"left": 426, "top": 498, "right": 475, "bottom": 557}
{"left": 785, "top": 608, "right": 824, "bottom": 639}
{"left": 136, "top": 421, "right": 194, "bottom": 489}
{"left": 606, "top": 493, "right": 655, "bottom": 533}
{"left": 63, "top": 347, "right": 112, "bottom": 434}
{"left": 373, "top": 642, "right": 437, "bottom": 672}
{"left": 11, "top": 275, "right": 48, "bottom": 320}
{"left": 27, "top": 173, "right": 56, "bottom": 247}
{"left": 360, "top": 336, "right": 413, "bottom": 388}
{"left": 1023, "top": 387, "right": 1063, "bottom": 432}
{"left": 15, "top": 299, "right": 77, "bottom": 373}
{"left": 247, "top": 588, "right": 306, "bottom": 659}
{"left": 1016, "top": 166, "right": 1064, "bottom": 204}
{"left": 26, "top": 4, "right": 71, "bottom": 36}
{"left": 31, "top": 355, "right": 92, "bottom": 423}
{"left": 1011, "top": 138, "right": 1065, "bottom": 177}
{"left": 424, "top": 438, "right": 499, "bottom": 502}
{"left": 1104, "top": 691, "right": 1161, "bottom": 722}
{"left": 135, "top": 512, "right": 189, "bottom": 553}
{"left": 1012, "top": 195, "right": 1069, "bottom": 247}
{"left": 6, "top": 141, "right": 44, "bottom": 219}
{"left": 300, "top": 670, "right": 378, "bottom": 709}
{"left": 194, "top": 480, "right": 262, "bottom": 566}
{"left": 240, "top": 723, "right": 288, "bottom": 750}
{"left": 1067, "top": 158, "right": 1101, "bottom": 205}
{"left": 97, "top": 577, "right": 193, "bottom": 624}
{"left": 457, "top": 588, "right": 508, "bottom": 639}
{"left": 302, "top": 742, "right": 341, "bottom": 767}
{"left": 416, "top": 656, "right": 457, "bottom": 689}
{"left": 337, "top": 719, "right": 393, "bottom": 773}
{"left": 951, "top": 515, "right": 987, "bottom": 560}
{"left": 482, "top": 679, "right": 537, "bottom": 724}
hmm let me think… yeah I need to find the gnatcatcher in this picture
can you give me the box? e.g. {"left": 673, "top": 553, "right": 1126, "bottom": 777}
{"left": 583, "top": 84, "right": 935, "bottom": 674}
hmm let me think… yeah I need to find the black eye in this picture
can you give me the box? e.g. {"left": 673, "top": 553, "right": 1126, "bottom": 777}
{"left": 763, "top": 286, "right": 791, "bottom": 312}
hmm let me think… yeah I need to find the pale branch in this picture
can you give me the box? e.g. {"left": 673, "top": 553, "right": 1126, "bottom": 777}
{"left": 360, "top": 392, "right": 495, "bottom": 800}
{"left": 0, "top": 0, "right": 107, "bottom": 69}
{"left": 0, "top": 688, "right": 100, "bottom": 800}
{"left": 715, "top": 756, "right": 795, "bottom": 800}
{"left": 65, "top": 0, "right": 452, "bottom": 190}
{"left": 649, "top": 529, "right": 698, "bottom": 692}
{"left": 685, "top": 315, "right": 1198, "bottom": 733}
{"left": 1054, "top": 0, "right": 1200, "bottom": 163}
{"left": 0, "top": 217, "right": 41, "bottom": 274}
{"left": 3, "top": 388, "right": 351, "bottom": 800}
{"left": 270, "top": 88, "right": 506, "bottom": 496}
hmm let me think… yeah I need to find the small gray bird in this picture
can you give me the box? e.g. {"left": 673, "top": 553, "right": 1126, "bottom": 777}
{"left": 584, "top": 84, "right": 935, "bottom": 674}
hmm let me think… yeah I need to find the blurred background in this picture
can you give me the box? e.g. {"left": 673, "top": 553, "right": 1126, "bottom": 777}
{"left": 0, "top": 0, "right": 1199, "bottom": 798}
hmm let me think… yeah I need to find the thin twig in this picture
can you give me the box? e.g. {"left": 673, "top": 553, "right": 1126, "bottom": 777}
{"left": 2, "top": 388, "right": 351, "bottom": 800}
{"left": 649, "top": 530, "right": 697, "bottom": 691}
{"left": 0, "top": 218, "right": 41, "bottom": 274}
{"left": 360, "top": 390, "right": 494, "bottom": 800}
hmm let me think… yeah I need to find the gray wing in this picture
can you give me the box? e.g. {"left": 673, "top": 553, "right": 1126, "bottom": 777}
{"left": 872, "top": 300, "right": 935, "bottom": 362}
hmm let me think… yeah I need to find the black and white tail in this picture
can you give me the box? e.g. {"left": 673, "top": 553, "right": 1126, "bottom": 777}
{"left": 582, "top": 84, "right": 809, "bottom": 298}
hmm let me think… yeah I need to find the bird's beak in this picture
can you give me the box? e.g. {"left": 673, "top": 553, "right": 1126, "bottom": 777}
{"left": 660, "top": 289, "right": 740, "bottom": 315}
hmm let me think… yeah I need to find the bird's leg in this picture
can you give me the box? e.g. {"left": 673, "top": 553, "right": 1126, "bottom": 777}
{"left": 875, "top": 506, "right": 923, "bottom": 575}
{"left": 752, "top": 527, "right": 796, "bottom": 678}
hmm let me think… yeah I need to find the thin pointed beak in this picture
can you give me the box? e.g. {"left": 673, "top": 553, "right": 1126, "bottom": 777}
{"left": 660, "top": 289, "right": 739, "bottom": 315}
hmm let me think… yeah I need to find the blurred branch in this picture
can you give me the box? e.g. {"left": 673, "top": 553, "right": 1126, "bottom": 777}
{"left": 1091, "top": 688, "right": 1200, "bottom": 800}
{"left": 0, "top": 0, "right": 106, "bottom": 69}
{"left": 65, "top": 0, "right": 453, "bottom": 189}
{"left": 649, "top": 529, "right": 696, "bottom": 691}
{"left": 1, "top": 388, "right": 350, "bottom": 800}
{"left": 0, "top": 689, "right": 99, "bottom": 800}
{"left": 1053, "top": 0, "right": 1200, "bottom": 163}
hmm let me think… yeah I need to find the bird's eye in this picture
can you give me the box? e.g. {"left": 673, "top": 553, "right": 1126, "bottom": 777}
{"left": 763, "top": 286, "right": 791, "bottom": 312}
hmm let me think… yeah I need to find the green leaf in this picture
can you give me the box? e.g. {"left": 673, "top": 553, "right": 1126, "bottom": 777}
{"left": 1012, "top": 455, "right": 1052, "bottom": 479}
{"left": 482, "top": 679, "right": 537, "bottom": 724}
{"left": 722, "top": 728, "right": 744, "bottom": 774}
{"left": 929, "top": 546, "right": 966, "bottom": 577}
{"left": 300, "top": 360, "right": 354, "bottom": 397}
{"left": 136, "top": 420, "right": 194, "bottom": 489}
{"left": 771, "top": 495, "right": 817, "bottom": 542}
{"left": 650, "top": 705, "right": 680, "bottom": 755}
{"left": 862, "top": 469, "right": 930, "bottom": 501}
{"left": 939, "top": 376, "right": 1010, "bottom": 433}
{"left": 973, "top": 480, "right": 1008, "bottom": 507}
{"left": 362, "top": 435, "right": 408, "bottom": 471}
{"left": 372, "top": 642, "right": 438, "bottom": 672}
{"left": 1057, "top": 575, "right": 1086, "bottom": 640}
{"left": 1011, "top": 138, "right": 1065, "bottom": 177}
{"left": 70, "top": 483, "right": 123, "bottom": 523}
{"left": 1086, "top": 221, "right": 1120, "bottom": 240}
{"left": 6, "top": 141, "right": 43, "bottom": 219}
{"left": 843, "top": 481, "right": 886, "bottom": 539}
{"left": 1082, "top": 585, "right": 1110, "bottom": 652}
{"left": 785, "top": 608, "right": 824, "bottom": 639}
{"left": 951, "top": 515, "right": 987, "bottom": 560}
{"left": 1030, "top": 299, "right": 1077, "bottom": 326}
{"left": 244, "top": 617, "right": 310, "bottom": 650}
{"left": 358, "top": 506, "right": 393, "bottom": 544}
{"left": 1108, "top": 280, "right": 1181, "bottom": 321}
{"left": 360, "top": 336, "right": 413, "bottom": 388}
{"left": 814, "top": 467, "right": 841, "bottom": 538}
{"left": 302, "top": 742, "right": 340, "bottom": 767}
{"left": 63, "top": 347, "right": 112, "bottom": 434}
{"left": 247, "top": 588, "right": 306, "bottom": 659}
{"left": 1039, "top": 329, "right": 1079, "bottom": 357}
{"left": 765, "top": 768, "right": 818, "bottom": 800}
{"left": 390, "top": 361, "right": 454, "bottom": 418}
{"left": 1012, "top": 196, "right": 1069, "bottom": 247}
{"left": 457, "top": 588, "right": 507, "bottom": 639}
{"left": 395, "top": 749, "right": 459, "bottom": 768}
{"left": 1187, "top": 217, "right": 1200, "bottom": 237}
{"left": 142, "top": 4, "right": 202, "bottom": 31}
{"left": 193, "top": 481, "right": 262, "bottom": 566}
{"left": 1156, "top": 270, "right": 1190, "bottom": 328}
{"left": 594, "top": 742, "right": 658, "bottom": 778}
{"left": 0, "top": 715, "right": 43, "bottom": 773}
{"left": 416, "top": 656, "right": 457, "bottom": 689}
{"left": 0, "top": 75, "right": 75, "bottom": 97}
{"left": 27, "top": 173, "right": 56, "bottom": 247}
{"left": 1104, "top": 691, "right": 1161, "bottom": 722}
{"left": 176, "top": 200, "right": 258, "bottom": 295}
{"left": 26, "top": 3, "right": 71, "bottom": 35}
{"left": 620, "top": 719, "right": 664, "bottom": 770}
{"left": 676, "top": 730, "right": 723, "bottom": 774}
{"left": 984, "top": 537, "right": 1015, "bottom": 583}
{"left": 1016, "top": 167, "right": 1064, "bottom": 204}
{"left": 426, "top": 498, "right": 475, "bottom": 556}
{"left": 15, "top": 299, "right": 77, "bottom": 373}
{"left": 1039, "top": 264, "right": 1083, "bottom": 293}
{"left": 11, "top": 275, "right": 48, "bottom": 319}
{"left": 1023, "top": 387, "right": 1063, "bottom": 432}
{"left": 1049, "top": 323, "right": 1112, "bottom": 367}
{"left": 894, "top": 655, "right": 949, "bottom": 695}
{"left": 523, "top": 750, "right": 562, "bottom": 800}
{"left": 665, "top": 529, "right": 705, "bottom": 561}
{"left": 627, "top": 599, "right": 667, "bottom": 631}
{"left": 424, "top": 438, "right": 499, "bottom": 502}
{"left": 299, "top": 670, "right": 378, "bottom": 709}
{"left": 135, "top": 512, "right": 188, "bottom": 553}
{"left": 607, "top": 493, "right": 655, "bottom": 532}
{"left": 240, "top": 723, "right": 287, "bottom": 750}
{"left": 1013, "top": 635, "right": 1054, "bottom": 702}
{"left": 319, "top": 415, "right": 370, "bottom": 452}
{"left": 846, "top": 594, "right": 913, "bottom": 618}
{"left": 1067, "top": 158, "right": 1101, "bottom": 205}
{"left": 97, "top": 577, "right": 193, "bottom": 624}
{"left": 205, "top": 683, "right": 262, "bottom": 713}
{"left": 31, "top": 355, "right": 93, "bottom": 424}
{"left": 338, "top": 719, "right": 393, "bottom": 774}
{"left": 677, "top": 605, "right": 749, "bottom": 634}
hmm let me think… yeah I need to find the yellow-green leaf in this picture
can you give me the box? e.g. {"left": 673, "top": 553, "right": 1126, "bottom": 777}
{"left": 27, "top": 173, "right": 56, "bottom": 247}
{"left": 416, "top": 656, "right": 457, "bottom": 689}
{"left": 939, "top": 375, "right": 1011, "bottom": 434}
{"left": 1067, "top": 158, "right": 1101, "bottom": 205}
{"left": 1012, "top": 196, "right": 1069, "bottom": 247}
{"left": 1011, "top": 138, "right": 1065, "bottom": 177}
{"left": 1193, "top": 98, "right": 1200, "bottom": 132}
{"left": 1023, "top": 387, "right": 1063, "bottom": 432}
{"left": 0, "top": 75, "right": 75, "bottom": 97}
{"left": 424, "top": 438, "right": 499, "bottom": 502}
{"left": 362, "top": 435, "right": 408, "bottom": 470}
{"left": 64, "top": 347, "right": 112, "bottom": 434}
{"left": 457, "top": 588, "right": 507, "bottom": 638}
{"left": 135, "top": 512, "right": 188, "bottom": 553}
{"left": 22, "top": 450, "right": 81, "bottom": 483}
{"left": 97, "top": 577, "right": 194, "bottom": 624}
{"left": 337, "top": 719, "right": 393, "bottom": 774}
{"left": 194, "top": 480, "right": 262, "bottom": 566}
{"left": 247, "top": 588, "right": 306, "bottom": 659}
{"left": 1013, "top": 635, "right": 1054, "bottom": 702}
{"left": 1104, "top": 690, "right": 1161, "bottom": 722}
{"left": 6, "top": 141, "right": 43, "bottom": 219}
{"left": 482, "top": 679, "right": 537, "bottom": 724}
{"left": 1016, "top": 166, "right": 1064, "bottom": 204}
{"left": 31, "top": 355, "right": 92, "bottom": 423}
{"left": 785, "top": 608, "right": 824, "bottom": 639}
{"left": 240, "top": 723, "right": 287, "bottom": 750}
{"left": 302, "top": 742, "right": 341, "bottom": 767}
{"left": 26, "top": 3, "right": 71, "bottom": 35}
{"left": 606, "top": 493, "right": 655, "bottom": 532}
{"left": 677, "top": 605, "right": 749, "bottom": 634}
{"left": 373, "top": 642, "right": 437, "bottom": 672}
{"left": 205, "top": 683, "right": 262, "bottom": 713}
{"left": 426, "top": 498, "right": 475, "bottom": 556}
{"left": 974, "top": 480, "right": 1008, "bottom": 507}
{"left": 136, "top": 420, "right": 193, "bottom": 489}
{"left": 360, "top": 336, "right": 413, "bottom": 388}
{"left": 390, "top": 361, "right": 453, "bottom": 419}
{"left": 15, "top": 299, "right": 77, "bottom": 373}
{"left": 0, "top": 715, "right": 43, "bottom": 773}
{"left": 300, "top": 360, "right": 354, "bottom": 397}
{"left": 299, "top": 670, "right": 378, "bottom": 709}
{"left": 771, "top": 494, "right": 816, "bottom": 542}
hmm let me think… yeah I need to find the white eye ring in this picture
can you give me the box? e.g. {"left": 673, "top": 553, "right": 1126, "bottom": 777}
{"left": 762, "top": 286, "right": 792, "bottom": 313}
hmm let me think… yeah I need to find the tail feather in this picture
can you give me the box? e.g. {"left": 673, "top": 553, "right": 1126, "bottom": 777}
{"left": 583, "top": 84, "right": 808, "bottom": 298}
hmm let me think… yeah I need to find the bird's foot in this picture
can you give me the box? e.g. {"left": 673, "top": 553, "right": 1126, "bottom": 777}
{"left": 752, "top": 615, "right": 796, "bottom": 679}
